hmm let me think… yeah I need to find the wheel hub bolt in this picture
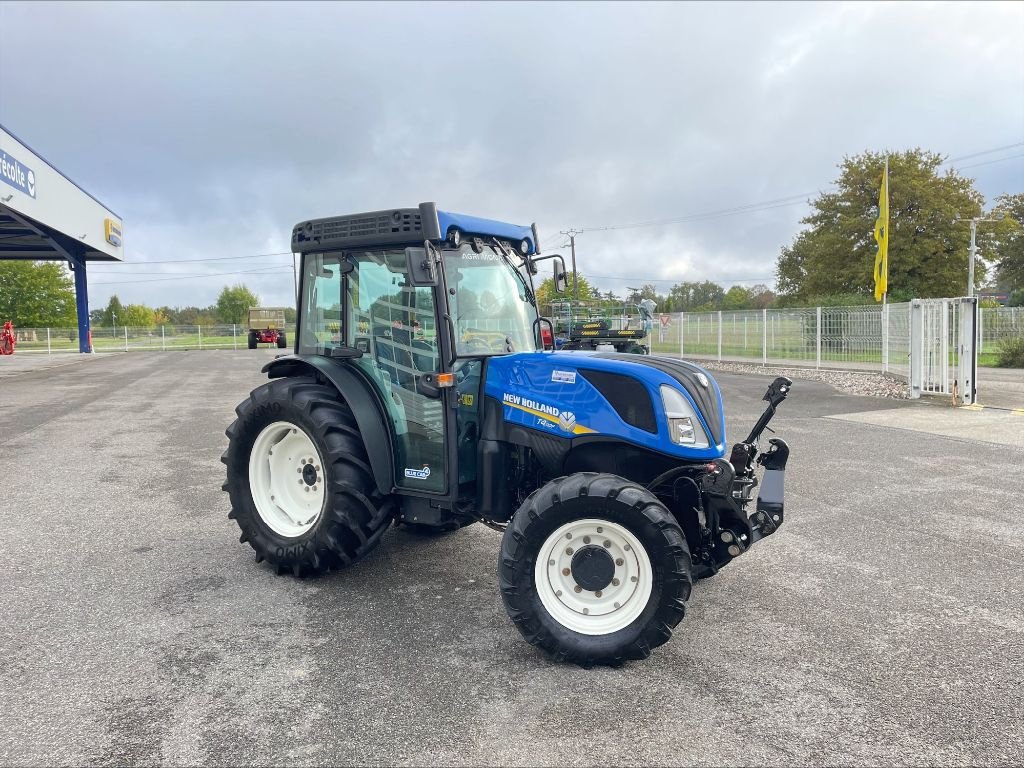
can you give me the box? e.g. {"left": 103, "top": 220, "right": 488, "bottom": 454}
{"left": 555, "top": 590, "right": 562, "bottom": 597}
{"left": 562, "top": 567, "right": 570, "bottom": 576}
{"left": 615, "top": 558, "right": 624, "bottom": 566}
{"left": 624, "top": 544, "right": 631, "bottom": 551}
{"left": 612, "top": 578, "right": 620, "bottom": 586}
{"left": 548, "top": 559, "right": 555, "bottom": 566}
{"left": 630, "top": 576, "right": 638, "bottom": 582}
{"left": 595, "top": 590, "right": 603, "bottom": 598}
{"left": 565, "top": 532, "right": 572, "bottom": 539}
{"left": 582, "top": 536, "right": 591, "bottom": 544}
{"left": 574, "top": 585, "right": 582, "bottom": 593}
{"left": 566, "top": 547, "right": 573, "bottom": 555}
{"left": 603, "top": 540, "right": 611, "bottom": 548}
{"left": 582, "top": 608, "right": 589, "bottom": 615}
{"left": 596, "top": 527, "right": 603, "bottom": 533}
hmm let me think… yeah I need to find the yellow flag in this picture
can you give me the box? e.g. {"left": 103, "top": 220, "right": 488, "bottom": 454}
{"left": 873, "top": 159, "right": 889, "bottom": 301}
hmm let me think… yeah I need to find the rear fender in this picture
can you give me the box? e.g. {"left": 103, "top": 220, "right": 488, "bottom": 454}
{"left": 262, "top": 354, "right": 395, "bottom": 495}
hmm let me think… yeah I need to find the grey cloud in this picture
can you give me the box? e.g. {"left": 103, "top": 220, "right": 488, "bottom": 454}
{"left": 1, "top": 1, "right": 1021, "bottom": 309}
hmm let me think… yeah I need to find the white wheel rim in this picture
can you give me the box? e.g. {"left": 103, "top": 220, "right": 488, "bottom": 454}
{"left": 248, "top": 421, "right": 326, "bottom": 538}
{"left": 534, "top": 518, "right": 653, "bottom": 636}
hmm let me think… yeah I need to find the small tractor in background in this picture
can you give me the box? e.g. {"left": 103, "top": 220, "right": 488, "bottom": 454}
{"left": 553, "top": 298, "right": 657, "bottom": 354}
{"left": 247, "top": 307, "right": 289, "bottom": 350}
{"left": 222, "top": 203, "right": 792, "bottom": 665}
{"left": 1, "top": 321, "right": 16, "bottom": 355}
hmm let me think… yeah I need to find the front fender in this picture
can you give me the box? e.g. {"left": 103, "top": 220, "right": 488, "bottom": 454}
{"left": 262, "top": 354, "right": 396, "bottom": 495}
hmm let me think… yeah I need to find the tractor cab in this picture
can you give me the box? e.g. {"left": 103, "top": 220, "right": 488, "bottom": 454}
{"left": 290, "top": 204, "right": 561, "bottom": 504}
{"left": 222, "top": 202, "right": 792, "bottom": 665}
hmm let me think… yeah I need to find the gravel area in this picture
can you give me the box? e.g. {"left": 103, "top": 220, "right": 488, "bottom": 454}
{"left": 696, "top": 360, "right": 910, "bottom": 399}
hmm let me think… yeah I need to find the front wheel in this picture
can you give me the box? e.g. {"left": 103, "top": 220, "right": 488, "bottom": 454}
{"left": 276, "top": 333, "right": 288, "bottom": 349}
{"left": 499, "top": 473, "right": 692, "bottom": 665}
{"left": 247, "top": 332, "right": 257, "bottom": 349}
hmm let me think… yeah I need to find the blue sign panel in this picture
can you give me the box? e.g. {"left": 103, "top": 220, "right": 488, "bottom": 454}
{"left": 0, "top": 149, "right": 36, "bottom": 199}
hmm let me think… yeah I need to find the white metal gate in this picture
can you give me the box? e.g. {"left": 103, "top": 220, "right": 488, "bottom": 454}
{"left": 909, "top": 297, "right": 977, "bottom": 404}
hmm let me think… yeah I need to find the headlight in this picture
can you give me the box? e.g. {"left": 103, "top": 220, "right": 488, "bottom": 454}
{"left": 660, "top": 385, "right": 710, "bottom": 448}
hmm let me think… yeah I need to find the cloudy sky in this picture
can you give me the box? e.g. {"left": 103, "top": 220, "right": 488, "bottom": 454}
{"left": 1, "top": 1, "right": 1022, "bottom": 310}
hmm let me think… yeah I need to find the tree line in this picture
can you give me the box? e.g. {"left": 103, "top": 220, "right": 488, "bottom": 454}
{"left": 3, "top": 147, "right": 1021, "bottom": 328}
{"left": 89, "top": 285, "right": 297, "bottom": 328}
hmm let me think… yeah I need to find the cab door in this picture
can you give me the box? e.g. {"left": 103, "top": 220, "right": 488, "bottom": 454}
{"left": 299, "top": 250, "right": 449, "bottom": 494}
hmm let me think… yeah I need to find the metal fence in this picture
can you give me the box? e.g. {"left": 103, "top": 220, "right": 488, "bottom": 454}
{"left": 8, "top": 305, "right": 1023, "bottom": 370}
{"left": 9, "top": 324, "right": 298, "bottom": 354}
{"left": 649, "top": 303, "right": 1021, "bottom": 376}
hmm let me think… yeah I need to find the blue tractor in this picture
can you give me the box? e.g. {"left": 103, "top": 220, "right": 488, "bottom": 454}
{"left": 223, "top": 203, "right": 791, "bottom": 664}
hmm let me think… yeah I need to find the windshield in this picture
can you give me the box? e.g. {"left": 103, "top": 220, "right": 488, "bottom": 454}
{"left": 446, "top": 244, "right": 539, "bottom": 356}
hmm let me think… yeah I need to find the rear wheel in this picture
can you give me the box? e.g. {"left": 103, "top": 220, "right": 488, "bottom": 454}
{"left": 247, "top": 332, "right": 257, "bottom": 349}
{"left": 222, "top": 376, "right": 394, "bottom": 576}
{"left": 499, "top": 472, "right": 692, "bottom": 665}
{"left": 277, "top": 333, "right": 288, "bottom": 349}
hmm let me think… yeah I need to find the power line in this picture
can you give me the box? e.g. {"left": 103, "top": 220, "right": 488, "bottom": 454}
{"left": 89, "top": 250, "right": 292, "bottom": 267}
{"left": 588, "top": 274, "right": 774, "bottom": 285}
{"left": 944, "top": 141, "right": 1024, "bottom": 164}
{"left": 91, "top": 265, "right": 292, "bottom": 286}
{"left": 549, "top": 140, "right": 1024, "bottom": 237}
{"left": 955, "top": 152, "right": 1024, "bottom": 171}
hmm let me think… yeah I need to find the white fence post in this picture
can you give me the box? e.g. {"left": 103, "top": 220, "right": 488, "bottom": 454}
{"left": 233, "top": 323, "right": 237, "bottom": 350}
{"left": 717, "top": 311, "right": 723, "bottom": 362}
{"left": 762, "top": 308, "right": 768, "bottom": 366}
{"left": 815, "top": 306, "right": 821, "bottom": 369}
{"left": 909, "top": 300, "right": 922, "bottom": 399}
{"left": 124, "top": 326, "right": 128, "bottom": 352}
{"left": 161, "top": 325, "right": 166, "bottom": 351}
{"left": 198, "top": 325, "right": 203, "bottom": 349}
{"left": 882, "top": 301, "right": 890, "bottom": 374}
{"left": 679, "top": 312, "right": 685, "bottom": 357}
{"left": 47, "top": 327, "right": 51, "bottom": 356}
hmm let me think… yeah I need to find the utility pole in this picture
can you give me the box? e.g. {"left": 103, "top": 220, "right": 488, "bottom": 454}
{"left": 968, "top": 219, "right": 978, "bottom": 298}
{"left": 959, "top": 211, "right": 1004, "bottom": 297}
{"left": 560, "top": 228, "right": 581, "bottom": 301}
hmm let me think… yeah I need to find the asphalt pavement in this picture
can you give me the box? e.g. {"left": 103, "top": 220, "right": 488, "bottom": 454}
{"left": 1, "top": 351, "right": 1021, "bottom": 766}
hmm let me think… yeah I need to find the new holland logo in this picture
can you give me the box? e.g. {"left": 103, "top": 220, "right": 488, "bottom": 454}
{"left": 557, "top": 411, "right": 576, "bottom": 432}
{"left": 404, "top": 465, "right": 431, "bottom": 480}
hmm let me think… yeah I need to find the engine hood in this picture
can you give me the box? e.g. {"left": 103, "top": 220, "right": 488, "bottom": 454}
{"left": 482, "top": 350, "right": 727, "bottom": 460}
{"left": 589, "top": 353, "right": 724, "bottom": 445}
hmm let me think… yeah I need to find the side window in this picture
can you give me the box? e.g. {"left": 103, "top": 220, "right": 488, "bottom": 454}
{"left": 299, "top": 254, "right": 343, "bottom": 354}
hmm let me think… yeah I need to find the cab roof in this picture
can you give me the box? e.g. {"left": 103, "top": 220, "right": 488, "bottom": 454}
{"left": 291, "top": 202, "right": 537, "bottom": 255}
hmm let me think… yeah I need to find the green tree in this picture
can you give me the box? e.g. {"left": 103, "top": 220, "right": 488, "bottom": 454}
{"left": 723, "top": 285, "right": 752, "bottom": 310}
{"left": 0, "top": 261, "right": 77, "bottom": 326}
{"left": 668, "top": 280, "right": 725, "bottom": 311}
{"left": 992, "top": 193, "right": 1024, "bottom": 292}
{"left": 101, "top": 295, "right": 125, "bottom": 327}
{"left": 120, "top": 304, "right": 157, "bottom": 327}
{"left": 748, "top": 284, "right": 777, "bottom": 310}
{"left": 776, "top": 149, "right": 987, "bottom": 302}
{"left": 216, "top": 284, "right": 260, "bottom": 324}
{"left": 535, "top": 272, "right": 596, "bottom": 314}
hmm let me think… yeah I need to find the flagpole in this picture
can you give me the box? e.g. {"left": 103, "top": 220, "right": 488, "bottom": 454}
{"left": 882, "top": 156, "right": 889, "bottom": 374}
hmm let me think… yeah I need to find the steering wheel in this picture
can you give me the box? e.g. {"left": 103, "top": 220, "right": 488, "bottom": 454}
{"left": 462, "top": 336, "right": 492, "bottom": 355}
{"left": 411, "top": 339, "right": 437, "bottom": 372}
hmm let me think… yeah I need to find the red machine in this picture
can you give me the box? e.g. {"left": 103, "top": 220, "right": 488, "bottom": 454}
{"left": 0, "top": 321, "right": 15, "bottom": 355}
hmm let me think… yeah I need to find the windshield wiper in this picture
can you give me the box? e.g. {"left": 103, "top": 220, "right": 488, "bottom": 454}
{"left": 489, "top": 238, "right": 536, "bottom": 305}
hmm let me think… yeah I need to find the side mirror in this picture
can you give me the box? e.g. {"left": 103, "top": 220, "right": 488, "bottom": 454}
{"left": 405, "top": 245, "right": 438, "bottom": 286}
{"left": 553, "top": 256, "right": 568, "bottom": 294}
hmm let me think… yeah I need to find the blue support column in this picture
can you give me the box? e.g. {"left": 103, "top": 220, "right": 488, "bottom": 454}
{"left": 69, "top": 255, "right": 92, "bottom": 353}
